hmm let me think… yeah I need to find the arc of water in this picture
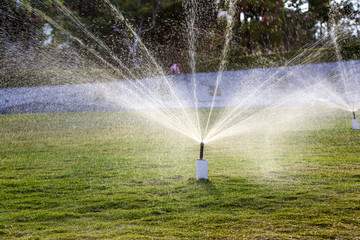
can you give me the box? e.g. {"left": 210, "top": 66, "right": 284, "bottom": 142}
{"left": 104, "top": 0, "right": 201, "bottom": 140}
{"left": 203, "top": 34, "right": 339, "bottom": 142}
{"left": 94, "top": 74, "right": 201, "bottom": 141}
{"left": 205, "top": 102, "right": 283, "bottom": 143}
{"left": 204, "top": 61, "right": 321, "bottom": 142}
{"left": 205, "top": 9, "right": 359, "bottom": 142}
{"left": 203, "top": 0, "right": 237, "bottom": 139}
{"left": 184, "top": 0, "right": 202, "bottom": 140}
{"left": 204, "top": 66, "right": 295, "bottom": 142}
{"left": 19, "top": 3, "right": 159, "bottom": 106}
{"left": 204, "top": 81, "right": 317, "bottom": 143}
{"left": 284, "top": 23, "right": 358, "bottom": 112}
{"left": 204, "top": 65, "right": 357, "bottom": 143}
{"left": 205, "top": 104, "right": 296, "bottom": 143}
{"left": 61, "top": 0, "right": 201, "bottom": 140}
{"left": 51, "top": 1, "right": 140, "bottom": 78}
{"left": 292, "top": 75, "right": 353, "bottom": 112}
{"left": 19, "top": 1, "right": 200, "bottom": 141}
{"left": 349, "top": 61, "right": 360, "bottom": 111}
{"left": 315, "top": 73, "right": 354, "bottom": 112}
{"left": 328, "top": 23, "right": 355, "bottom": 111}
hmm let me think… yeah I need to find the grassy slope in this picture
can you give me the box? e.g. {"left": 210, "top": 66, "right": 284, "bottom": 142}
{"left": 0, "top": 110, "right": 359, "bottom": 239}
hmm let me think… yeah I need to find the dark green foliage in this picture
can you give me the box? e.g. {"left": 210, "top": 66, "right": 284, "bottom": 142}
{"left": 194, "top": 43, "right": 360, "bottom": 73}
{"left": 1, "top": 44, "right": 359, "bottom": 88}
{"left": 1, "top": 0, "right": 360, "bottom": 88}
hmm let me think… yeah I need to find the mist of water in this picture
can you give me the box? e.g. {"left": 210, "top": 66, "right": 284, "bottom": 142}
{"left": 3, "top": 1, "right": 360, "bottom": 145}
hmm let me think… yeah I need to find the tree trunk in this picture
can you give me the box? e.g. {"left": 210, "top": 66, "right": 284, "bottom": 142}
{"left": 114, "top": 1, "right": 160, "bottom": 68}
{"left": 358, "top": 4, "right": 360, "bottom": 38}
{"left": 0, "top": 2, "right": 10, "bottom": 71}
{"left": 28, "top": 23, "right": 39, "bottom": 60}
{"left": 244, "top": 13, "right": 252, "bottom": 54}
{"left": 131, "top": 35, "right": 140, "bottom": 68}
{"left": 282, "top": 13, "right": 290, "bottom": 51}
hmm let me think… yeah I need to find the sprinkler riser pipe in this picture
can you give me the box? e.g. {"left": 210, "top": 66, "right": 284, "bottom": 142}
{"left": 352, "top": 119, "right": 359, "bottom": 130}
{"left": 196, "top": 159, "right": 208, "bottom": 180}
{"left": 200, "top": 142, "right": 204, "bottom": 159}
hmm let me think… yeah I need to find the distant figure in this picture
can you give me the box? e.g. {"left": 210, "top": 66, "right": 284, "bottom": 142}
{"left": 170, "top": 63, "right": 181, "bottom": 75}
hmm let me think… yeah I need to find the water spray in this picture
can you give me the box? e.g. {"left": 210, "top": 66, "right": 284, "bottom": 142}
{"left": 196, "top": 141, "right": 208, "bottom": 180}
{"left": 352, "top": 111, "right": 359, "bottom": 130}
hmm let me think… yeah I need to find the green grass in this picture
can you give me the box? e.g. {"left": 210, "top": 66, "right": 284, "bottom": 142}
{"left": 0, "top": 109, "right": 359, "bottom": 239}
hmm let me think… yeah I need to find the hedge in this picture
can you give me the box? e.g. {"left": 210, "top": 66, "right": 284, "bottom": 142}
{"left": 192, "top": 43, "right": 360, "bottom": 73}
{"left": 1, "top": 44, "right": 359, "bottom": 88}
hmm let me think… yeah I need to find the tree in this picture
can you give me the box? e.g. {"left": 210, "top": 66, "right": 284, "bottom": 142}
{"left": 230, "top": 0, "right": 288, "bottom": 54}
{"left": 110, "top": 0, "right": 162, "bottom": 68}
{"left": 308, "top": 0, "right": 331, "bottom": 38}
{"left": 0, "top": 0, "right": 45, "bottom": 72}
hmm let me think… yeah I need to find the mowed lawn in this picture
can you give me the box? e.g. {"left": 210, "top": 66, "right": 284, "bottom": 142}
{"left": 0, "top": 109, "right": 359, "bottom": 239}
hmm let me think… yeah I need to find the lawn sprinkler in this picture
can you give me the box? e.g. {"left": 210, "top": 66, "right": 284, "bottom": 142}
{"left": 196, "top": 142, "right": 208, "bottom": 180}
{"left": 352, "top": 111, "right": 359, "bottom": 130}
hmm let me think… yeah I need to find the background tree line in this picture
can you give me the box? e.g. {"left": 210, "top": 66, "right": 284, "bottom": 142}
{"left": 0, "top": 0, "right": 359, "bottom": 86}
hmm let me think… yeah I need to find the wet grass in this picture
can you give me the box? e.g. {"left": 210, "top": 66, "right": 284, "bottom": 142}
{"left": 0, "top": 109, "right": 359, "bottom": 239}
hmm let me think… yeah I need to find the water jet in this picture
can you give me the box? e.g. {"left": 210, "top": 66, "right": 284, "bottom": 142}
{"left": 352, "top": 111, "right": 359, "bottom": 130}
{"left": 3, "top": 0, "right": 360, "bottom": 182}
{"left": 196, "top": 142, "right": 208, "bottom": 180}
